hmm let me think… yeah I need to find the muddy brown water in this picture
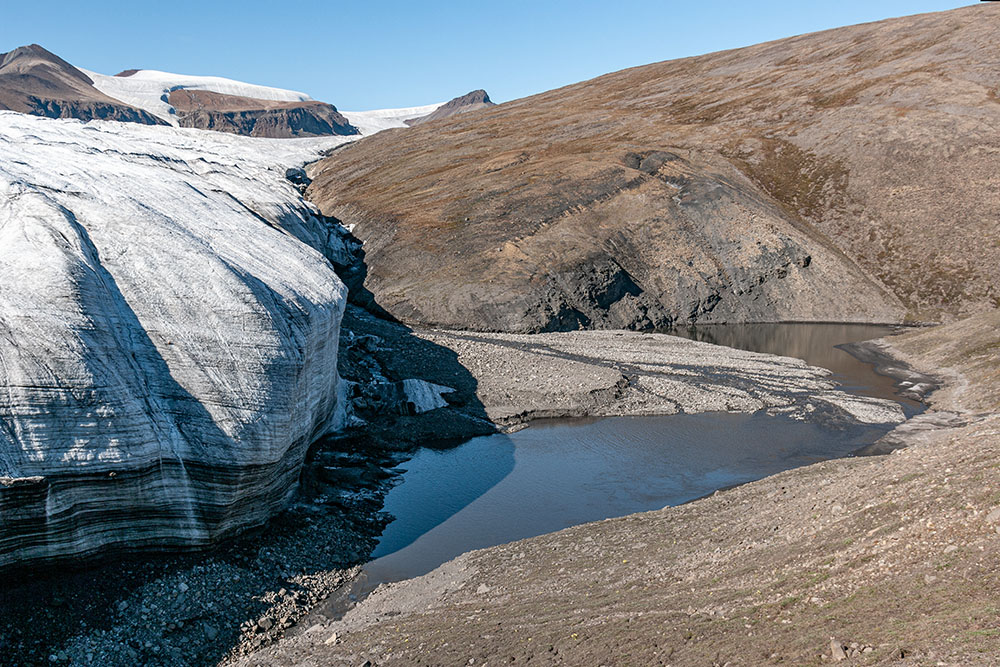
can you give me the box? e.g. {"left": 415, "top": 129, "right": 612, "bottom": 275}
{"left": 340, "top": 323, "right": 917, "bottom": 605}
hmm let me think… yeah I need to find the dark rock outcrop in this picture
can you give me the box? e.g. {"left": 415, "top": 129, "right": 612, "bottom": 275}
{"left": 308, "top": 146, "right": 901, "bottom": 332}
{"left": 405, "top": 89, "right": 494, "bottom": 126}
{"left": 0, "top": 45, "right": 165, "bottom": 125}
{"left": 169, "top": 89, "right": 358, "bottom": 138}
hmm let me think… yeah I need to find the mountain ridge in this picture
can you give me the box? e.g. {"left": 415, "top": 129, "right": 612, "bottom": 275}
{"left": 0, "top": 44, "right": 166, "bottom": 125}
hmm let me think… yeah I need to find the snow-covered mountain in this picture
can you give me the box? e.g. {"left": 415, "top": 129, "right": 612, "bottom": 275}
{"left": 0, "top": 44, "right": 164, "bottom": 125}
{"left": 85, "top": 68, "right": 315, "bottom": 125}
{"left": 0, "top": 44, "right": 500, "bottom": 566}
{"left": 87, "top": 65, "right": 451, "bottom": 136}
{"left": 341, "top": 102, "right": 443, "bottom": 135}
{"left": 1, "top": 43, "right": 496, "bottom": 140}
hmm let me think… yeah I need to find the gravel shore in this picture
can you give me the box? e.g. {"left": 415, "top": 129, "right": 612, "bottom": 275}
{"left": 240, "top": 311, "right": 1000, "bottom": 666}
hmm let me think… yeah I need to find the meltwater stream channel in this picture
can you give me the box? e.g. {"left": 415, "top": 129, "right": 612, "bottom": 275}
{"left": 324, "top": 323, "right": 921, "bottom": 614}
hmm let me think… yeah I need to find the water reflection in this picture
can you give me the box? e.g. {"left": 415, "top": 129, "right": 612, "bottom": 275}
{"left": 366, "top": 413, "right": 890, "bottom": 583}
{"left": 363, "top": 323, "right": 913, "bottom": 584}
{"left": 667, "top": 323, "right": 919, "bottom": 411}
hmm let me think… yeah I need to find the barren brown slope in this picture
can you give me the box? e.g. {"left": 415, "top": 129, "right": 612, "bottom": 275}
{"left": 308, "top": 4, "right": 999, "bottom": 331}
{"left": 0, "top": 45, "right": 165, "bottom": 125}
{"left": 167, "top": 89, "right": 358, "bottom": 138}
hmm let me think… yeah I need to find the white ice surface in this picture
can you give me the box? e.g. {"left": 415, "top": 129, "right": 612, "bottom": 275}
{"left": 85, "top": 66, "right": 443, "bottom": 137}
{"left": 342, "top": 103, "right": 442, "bottom": 135}
{"left": 401, "top": 379, "right": 455, "bottom": 413}
{"left": 0, "top": 111, "right": 357, "bottom": 564}
{"left": 84, "top": 68, "right": 314, "bottom": 126}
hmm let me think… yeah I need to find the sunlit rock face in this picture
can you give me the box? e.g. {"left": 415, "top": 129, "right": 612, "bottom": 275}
{"left": 0, "top": 112, "right": 353, "bottom": 569}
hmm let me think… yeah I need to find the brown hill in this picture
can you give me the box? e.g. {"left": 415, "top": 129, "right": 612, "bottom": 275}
{"left": 167, "top": 89, "right": 358, "bottom": 138}
{"left": 405, "top": 89, "right": 495, "bottom": 126}
{"left": 307, "top": 5, "right": 1000, "bottom": 331}
{"left": 0, "top": 45, "right": 165, "bottom": 125}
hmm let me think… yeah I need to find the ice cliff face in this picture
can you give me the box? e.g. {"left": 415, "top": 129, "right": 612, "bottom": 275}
{"left": 0, "top": 112, "right": 355, "bottom": 569}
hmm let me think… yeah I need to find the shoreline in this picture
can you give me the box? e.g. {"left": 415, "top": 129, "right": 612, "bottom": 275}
{"left": 0, "top": 317, "right": 954, "bottom": 666}
{"left": 241, "top": 311, "right": 1000, "bottom": 666}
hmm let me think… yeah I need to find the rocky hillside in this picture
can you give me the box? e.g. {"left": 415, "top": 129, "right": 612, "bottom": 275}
{"left": 168, "top": 89, "right": 357, "bottom": 138}
{"left": 405, "top": 89, "right": 494, "bottom": 126}
{"left": 308, "top": 4, "right": 1000, "bottom": 330}
{"left": 0, "top": 45, "right": 165, "bottom": 125}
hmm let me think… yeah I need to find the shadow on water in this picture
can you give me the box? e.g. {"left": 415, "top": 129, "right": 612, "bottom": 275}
{"left": 313, "top": 320, "right": 927, "bottom": 619}
{"left": 0, "top": 205, "right": 929, "bottom": 664}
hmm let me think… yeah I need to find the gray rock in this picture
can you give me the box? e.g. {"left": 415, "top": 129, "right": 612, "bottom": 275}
{"left": 405, "top": 90, "right": 495, "bottom": 126}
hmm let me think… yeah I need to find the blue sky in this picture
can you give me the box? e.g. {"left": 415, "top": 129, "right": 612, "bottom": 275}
{"left": 1, "top": 0, "right": 976, "bottom": 110}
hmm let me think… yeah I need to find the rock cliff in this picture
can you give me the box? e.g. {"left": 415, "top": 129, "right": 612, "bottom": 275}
{"left": 0, "top": 112, "right": 354, "bottom": 569}
{"left": 168, "top": 89, "right": 358, "bottom": 138}
{"left": 307, "top": 4, "right": 1000, "bottom": 330}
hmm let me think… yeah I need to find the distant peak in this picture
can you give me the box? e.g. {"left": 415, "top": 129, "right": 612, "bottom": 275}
{"left": 1, "top": 44, "right": 56, "bottom": 66}
{"left": 115, "top": 69, "right": 141, "bottom": 78}
{"left": 404, "top": 89, "right": 496, "bottom": 126}
{"left": 443, "top": 89, "right": 494, "bottom": 109}
{"left": 0, "top": 43, "right": 93, "bottom": 85}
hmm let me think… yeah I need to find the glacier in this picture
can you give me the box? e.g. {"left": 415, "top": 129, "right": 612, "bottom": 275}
{"left": 84, "top": 67, "right": 441, "bottom": 136}
{"left": 0, "top": 112, "right": 358, "bottom": 568}
{"left": 341, "top": 102, "right": 442, "bottom": 135}
{"left": 85, "top": 68, "right": 315, "bottom": 125}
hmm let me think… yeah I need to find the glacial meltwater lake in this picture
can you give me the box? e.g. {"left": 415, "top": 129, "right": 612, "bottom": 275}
{"left": 354, "top": 323, "right": 919, "bottom": 594}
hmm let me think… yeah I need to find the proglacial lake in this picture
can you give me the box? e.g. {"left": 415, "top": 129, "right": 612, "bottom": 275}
{"left": 355, "top": 323, "right": 917, "bottom": 595}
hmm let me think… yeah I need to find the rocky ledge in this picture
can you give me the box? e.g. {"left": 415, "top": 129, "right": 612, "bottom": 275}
{"left": 168, "top": 89, "right": 358, "bottom": 138}
{"left": 0, "top": 45, "right": 165, "bottom": 125}
{"left": 404, "top": 89, "right": 494, "bottom": 126}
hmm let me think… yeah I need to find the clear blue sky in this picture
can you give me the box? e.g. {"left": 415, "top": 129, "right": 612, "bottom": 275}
{"left": 1, "top": 0, "right": 976, "bottom": 110}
